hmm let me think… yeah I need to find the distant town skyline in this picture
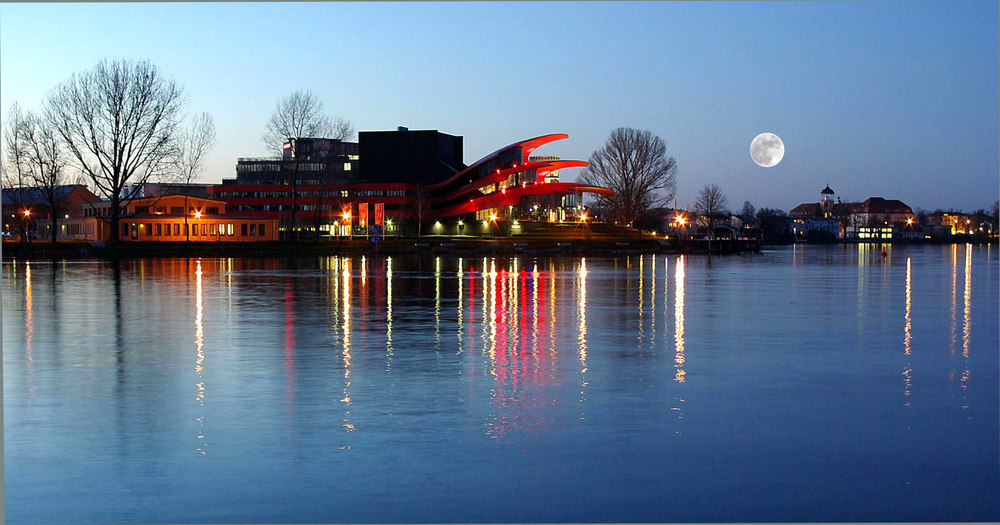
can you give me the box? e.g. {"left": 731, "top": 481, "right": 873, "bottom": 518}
{"left": 1, "top": 1, "right": 996, "bottom": 212}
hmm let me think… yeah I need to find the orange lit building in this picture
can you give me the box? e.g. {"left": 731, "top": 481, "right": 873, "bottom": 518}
{"left": 60, "top": 194, "right": 278, "bottom": 242}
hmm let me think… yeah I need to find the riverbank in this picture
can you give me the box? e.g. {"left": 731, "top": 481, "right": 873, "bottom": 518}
{"left": 1, "top": 237, "right": 685, "bottom": 260}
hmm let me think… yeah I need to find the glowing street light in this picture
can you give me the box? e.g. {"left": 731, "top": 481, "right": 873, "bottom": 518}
{"left": 193, "top": 210, "right": 202, "bottom": 219}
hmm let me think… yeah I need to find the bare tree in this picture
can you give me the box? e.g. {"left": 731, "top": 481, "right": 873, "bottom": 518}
{"left": 3, "top": 103, "right": 34, "bottom": 242}
{"left": 261, "top": 89, "right": 354, "bottom": 154}
{"left": 19, "top": 108, "right": 68, "bottom": 242}
{"left": 172, "top": 112, "right": 216, "bottom": 242}
{"left": 578, "top": 127, "right": 676, "bottom": 234}
{"left": 45, "top": 59, "right": 186, "bottom": 244}
{"left": 693, "top": 183, "right": 728, "bottom": 252}
{"left": 412, "top": 184, "right": 431, "bottom": 238}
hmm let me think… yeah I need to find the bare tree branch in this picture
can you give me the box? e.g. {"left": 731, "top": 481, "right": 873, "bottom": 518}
{"left": 693, "top": 182, "right": 729, "bottom": 240}
{"left": 261, "top": 89, "right": 354, "bottom": 155}
{"left": 578, "top": 127, "right": 677, "bottom": 228}
{"left": 44, "top": 59, "right": 186, "bottom": 243}
{"left": 172, "top": 111, "right": 216, "bottom": 241}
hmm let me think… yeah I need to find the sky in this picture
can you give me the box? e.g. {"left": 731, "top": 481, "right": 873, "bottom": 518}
{"left": 1, "top": 1, "right": 997, "bottom": 213}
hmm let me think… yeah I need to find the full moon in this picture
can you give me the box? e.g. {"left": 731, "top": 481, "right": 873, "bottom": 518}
{"left": 750, "top": 132, "right": 784, "bottom": 167}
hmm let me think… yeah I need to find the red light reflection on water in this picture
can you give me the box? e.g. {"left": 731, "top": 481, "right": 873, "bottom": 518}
{"left": 470, "top": 258, "right": 555, "bottom": 442}
{"left": 284, "top": 280, "right": 296, "bottom": 406}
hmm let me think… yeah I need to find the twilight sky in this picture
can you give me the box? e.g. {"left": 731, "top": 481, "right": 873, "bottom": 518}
{"left": 1, "top": 1, "right": 997, "bottom": 212}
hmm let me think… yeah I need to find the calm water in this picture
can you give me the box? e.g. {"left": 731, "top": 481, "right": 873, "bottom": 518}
{"left": 3, "top": 244, "right": 998, "bottom": 523}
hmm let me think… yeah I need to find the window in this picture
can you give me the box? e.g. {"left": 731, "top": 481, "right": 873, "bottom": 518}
{"left": 207, "top": 207, "right": 219, "bottom": 215}
{"left": 250, "top": 224, "right": 257, "bottom": 236}
{"left": 171, "top": 207, "right": 184, "bottom": 214}
{"left": 145, "top": 224, "right": 153, "bottom": 236}
{"left": 259, "top": 224, "right": 266, "bottom": 236}
{"left": 155, "top": 224, "right": 162, "bottom": 236}
{"left": 210, "top": 224, "right": 217, "bottom": 236}
{"left": 121, "top": 223, "right": 129, "bottom": 237}
{"left": 174, "top": 224, "right": 181, "bottom": 236}
{"left": 241, "top": 223, "right": 248, "bottom": 236}
{"left": 227, "top": 224, "right": 234, "bottom": 236}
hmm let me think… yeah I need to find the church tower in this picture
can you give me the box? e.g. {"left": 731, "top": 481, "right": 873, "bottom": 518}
{"left": 820, "top": 185, "right": 836, "bottom": 217}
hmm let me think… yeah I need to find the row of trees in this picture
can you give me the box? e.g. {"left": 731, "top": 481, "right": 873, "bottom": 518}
{"left": 3, "top": 58, "right": 354, "bottom": 244}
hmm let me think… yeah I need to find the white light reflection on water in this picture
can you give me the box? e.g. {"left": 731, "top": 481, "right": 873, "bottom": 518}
{"left": 950, "top": 243, "right": 958, "bottom": 354}
{"left": 194, "top": 260, "right": 207, "bottom": 455}
{"left": 341, "top": 257, "right": 353, "bottom": 431}
{"left": 578, "top": 257, "right": 589, "bottom": 414}
{"left": 903, "top": 257, "right": 912, "bottom": 407}
{"left": 961, "top": 244, "right": 972, "bottom": 405}
{"left": 386, "top": 256, "right": 394, "bottom": 363}
{"left": 674, "top": 255, "right": 686, "bottom": 383}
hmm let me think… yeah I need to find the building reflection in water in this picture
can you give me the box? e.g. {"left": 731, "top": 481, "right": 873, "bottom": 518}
{"left": 284, "top": 279, "right": 296, "bottom": 410}
{"left": 674, "top": 255, "right": 686, "bottom": 383}
{"left": 476, "top": 256, "right": 556, "bottom": 442}
{"left": 194, "top": 259, "right": 208, "bottom": 454}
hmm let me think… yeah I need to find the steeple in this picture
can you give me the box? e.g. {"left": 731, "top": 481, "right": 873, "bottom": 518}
{"left": 820, "top": 185, "right": 836, "bottom": 217}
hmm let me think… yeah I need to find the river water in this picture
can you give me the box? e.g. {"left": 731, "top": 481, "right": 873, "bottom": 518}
{"left": 3, "top": 244, "right": 998, "bottom": 523}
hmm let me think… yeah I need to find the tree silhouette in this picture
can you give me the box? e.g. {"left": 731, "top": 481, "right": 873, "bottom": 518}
{"left": 261, "top": 89, "right": 354, "bottom": 155}
{"left": 579, "top": 127, "right": 677, "bottom": 233}
{"left": 46, "top": 59, "right": 186, "bottom": 244}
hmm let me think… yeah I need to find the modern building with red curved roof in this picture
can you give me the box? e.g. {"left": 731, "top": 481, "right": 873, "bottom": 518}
{"left": 210, "top": 128, "right": 612, "bottom": 238}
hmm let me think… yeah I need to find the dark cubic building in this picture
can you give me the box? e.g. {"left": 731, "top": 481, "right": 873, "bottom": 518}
{"left": 209, "top": 128, "right": 611, "bottom": 239}
{"left": 359, "top": 127, "right": 463, "bottom": 185}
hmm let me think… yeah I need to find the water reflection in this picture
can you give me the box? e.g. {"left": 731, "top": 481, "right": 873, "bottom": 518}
{"left": 950, "top": 244, "right": 958, "bottom": 355}
{"left": 904, "top": 257, "right": 912, "bottom": 356}
{"left": 578, "top": 258, "right": 589, "bottom": 415}
{"left": 341, "top": 258, "right": 354, "bottom": 431}
{"left": 674, "top": 255, "right": 686, "bottom": 383}
{"left": 902, "top": 257, "right": 912, "bottom": 407}
{"left": 194, "top": 260, "right": 207, "bottom": 454}
{"left": 961, "top": 244, "right": 972, "bottom": 405}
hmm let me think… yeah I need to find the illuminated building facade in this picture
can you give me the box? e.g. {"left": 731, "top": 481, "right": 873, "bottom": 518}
{"left": 792, "top": 186, "right": 914, "bottom": 240}
{"left": 209, "top": 129, "right": 612, "bottom": 238}
{"left": 60, "top": 194, "right": 279, "bottom": 242}
{"left": 2, "top": 185, "right": 101, "bottom": 237}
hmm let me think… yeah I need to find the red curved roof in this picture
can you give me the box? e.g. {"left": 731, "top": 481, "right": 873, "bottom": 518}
{"left": 426, "top": 133, "right": 571, "bottom": 191}
{"left": 430, "top": 159, "right": 588, "bottom": 205}
{"left": 430, "top": 182, "right": 607, "bottom": 218}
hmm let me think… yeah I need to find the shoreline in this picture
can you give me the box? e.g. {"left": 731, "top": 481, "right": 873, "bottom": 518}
{"left": 2, "top": 238, "right": 683, "bottom": 260}
{"left": 2, "top": 236, "right": 993, "bottom": 261}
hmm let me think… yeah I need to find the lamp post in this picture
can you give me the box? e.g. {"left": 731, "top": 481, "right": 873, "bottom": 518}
{"left": 22, "top": 209, "right": 32, "bottom": 243}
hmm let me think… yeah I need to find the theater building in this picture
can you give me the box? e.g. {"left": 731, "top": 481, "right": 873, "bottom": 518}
{"left": 209, "top": 128, "right": 611, "bottom": 238}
